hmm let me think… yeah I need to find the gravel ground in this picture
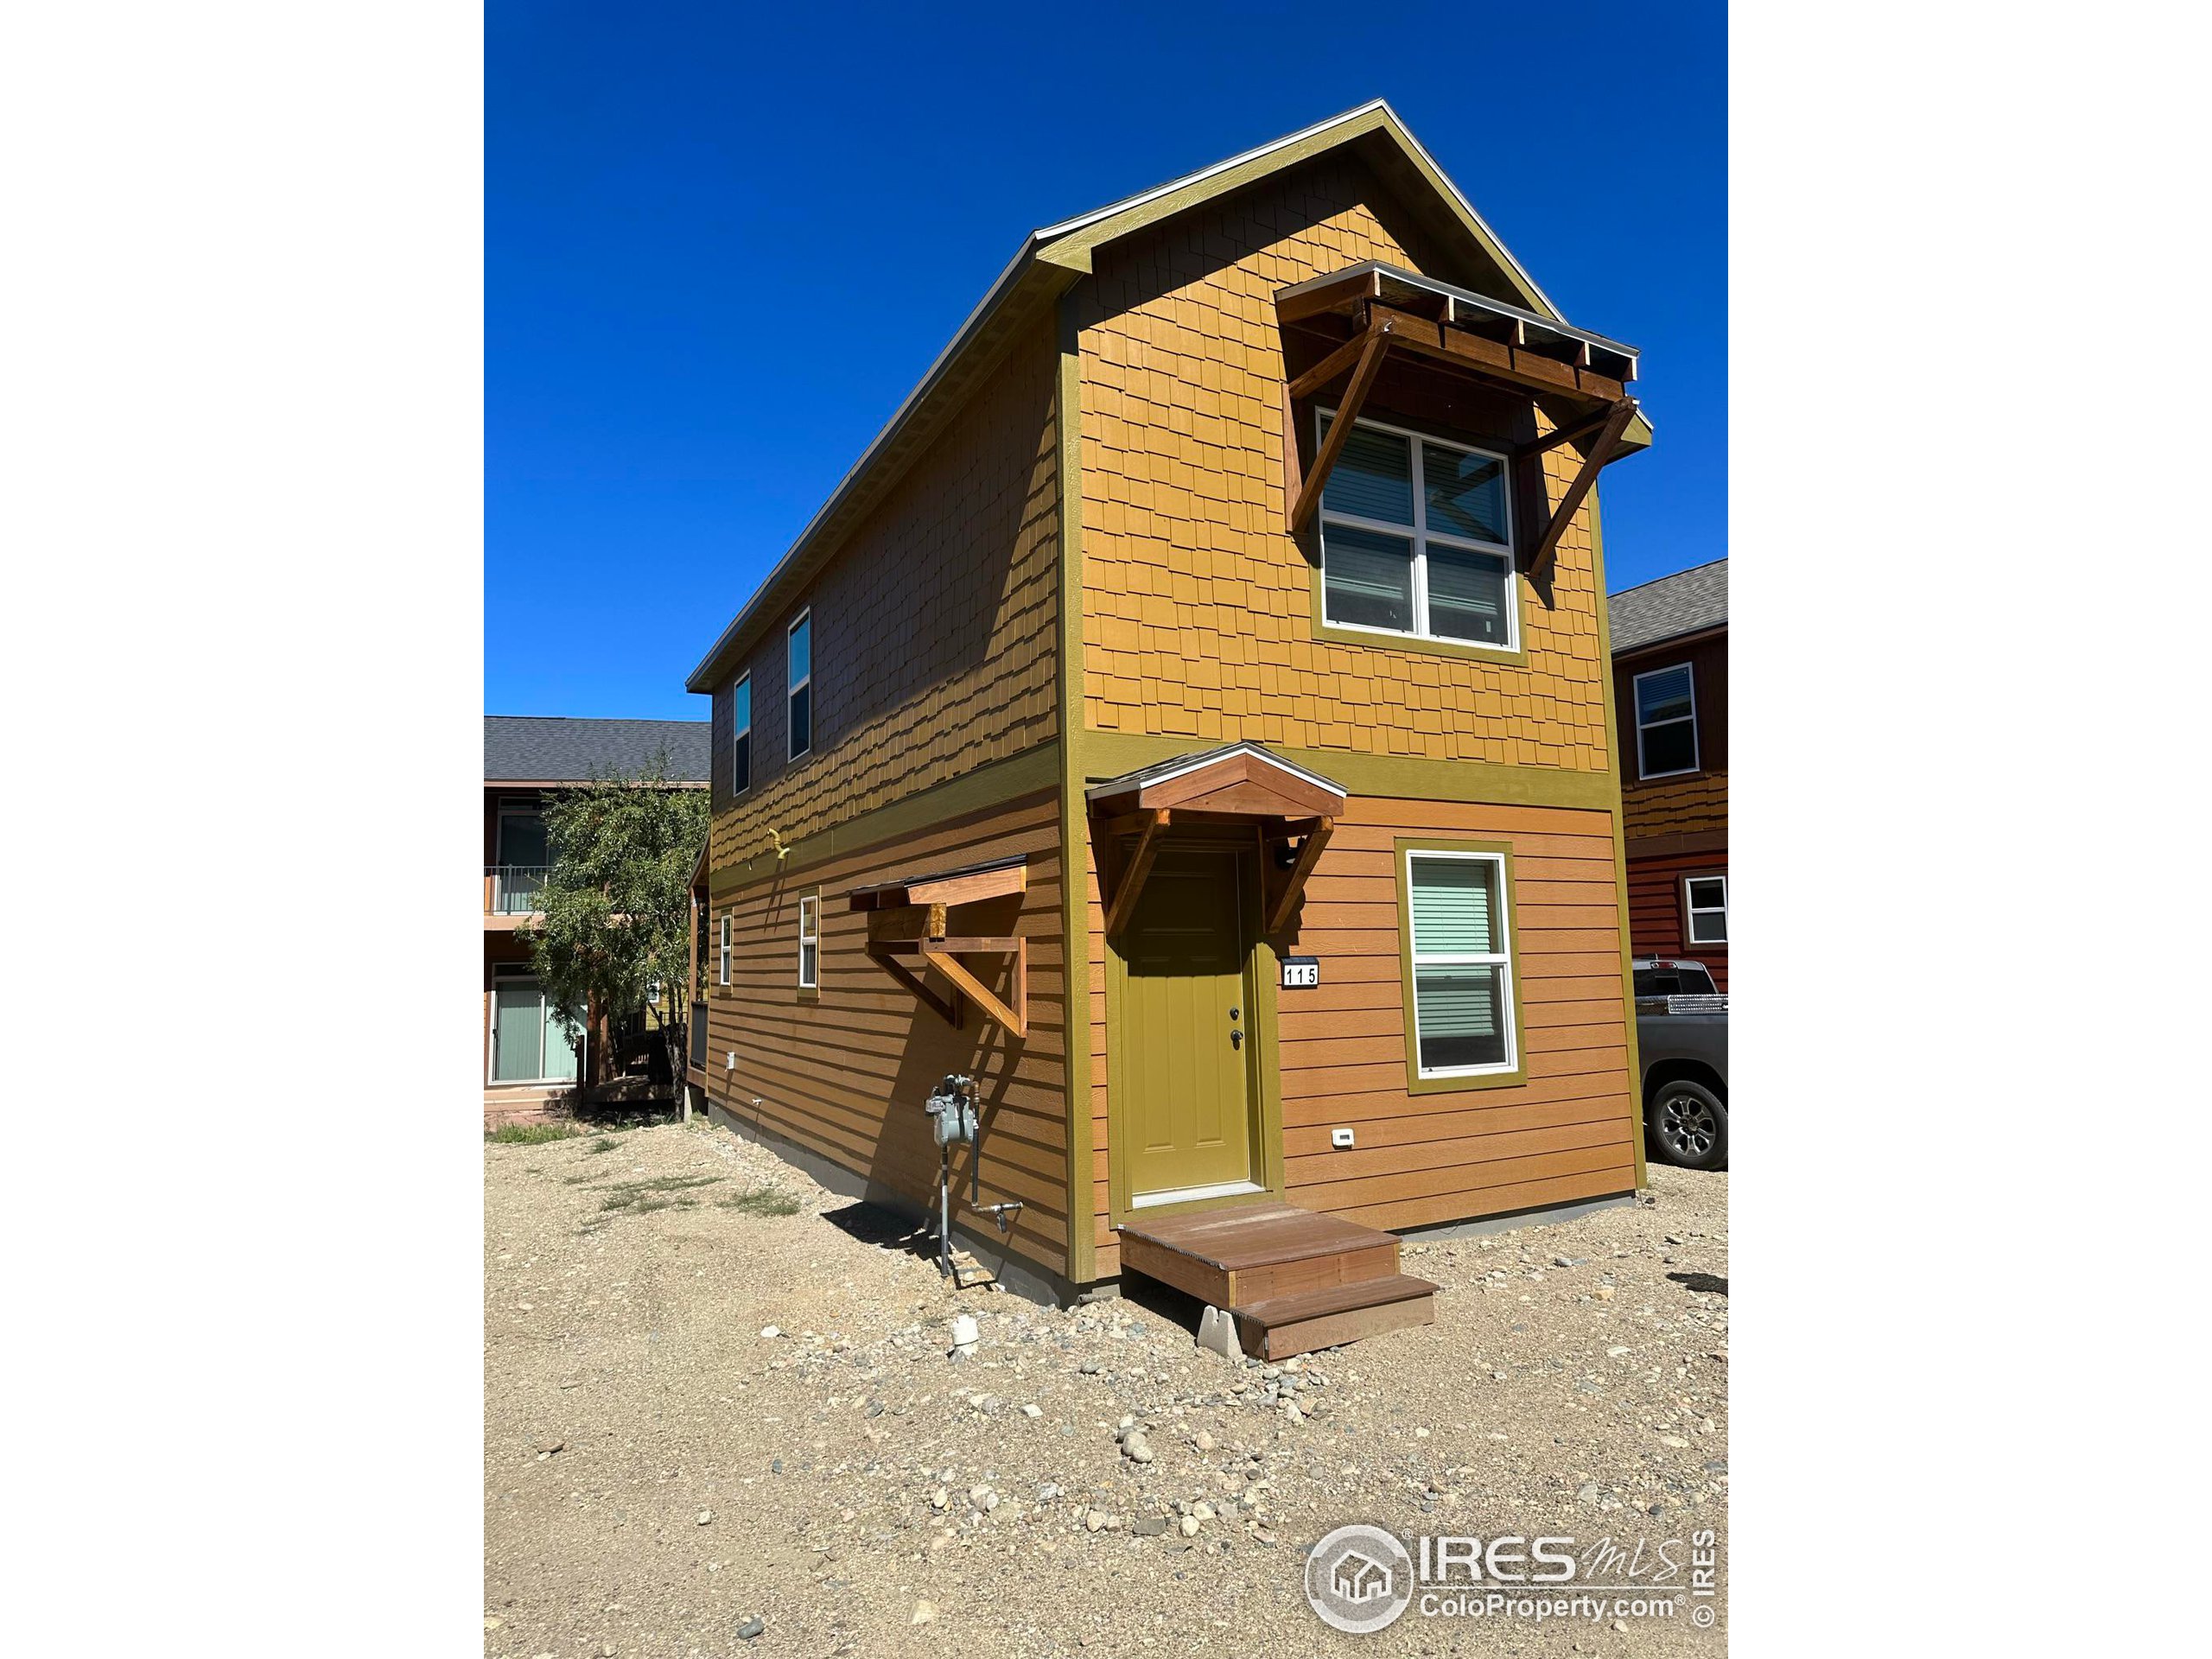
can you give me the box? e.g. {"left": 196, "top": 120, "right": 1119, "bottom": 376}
{"left": 486, "top": 1120, "right": 1728, "bottom": 1658}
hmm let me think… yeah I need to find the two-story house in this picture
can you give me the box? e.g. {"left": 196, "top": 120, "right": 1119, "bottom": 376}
{"left": 685, "top": 102, "right": 1656, "bottom": 1349}
{"left": 484, "top": 715, "right": 709, "bottom": 1128}
{"left": 1608, "top": 560, "right": 1727, "bottom": 990}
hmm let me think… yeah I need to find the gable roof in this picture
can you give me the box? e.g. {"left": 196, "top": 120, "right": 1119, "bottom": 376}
{"left": 485, "top": 716, "right": 712, "bottom": 784}
{"left": 1607, "top": 559, "right": 1727, "bottom": 658}
{"left": 686, "top": 100, "right": 1607, "bottom": 696}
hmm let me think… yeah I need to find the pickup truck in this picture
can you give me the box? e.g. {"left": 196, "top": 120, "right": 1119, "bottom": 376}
{"left": 1633, "top": 957, "right": 1728, "bottom": 1171}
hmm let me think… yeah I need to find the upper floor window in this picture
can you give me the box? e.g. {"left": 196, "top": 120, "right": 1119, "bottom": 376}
{"left": 797, "top": 894, "right": 820, "bottom": 989}
{"left": 1633, "top": 664, "right": 1699, "bottom": 779}
{"left": 1404, "top": 849, "right": 1517, "bottom": 1077}
{"left": 717, "top": 915, "right": 732, "bottom": 987}
{"left": 1317, "top": 411, "right": 1516, "bottom": 652}
{"left": 730, "top": 673, "right": 752, "bottom": 797}
{"left": 786, "top": 609, "right": 813, "bottom": 761}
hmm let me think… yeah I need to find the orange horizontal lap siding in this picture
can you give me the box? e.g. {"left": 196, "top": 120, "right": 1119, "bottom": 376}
{"left": 703, "top": 793, "right": 1075, "bottom": 1284}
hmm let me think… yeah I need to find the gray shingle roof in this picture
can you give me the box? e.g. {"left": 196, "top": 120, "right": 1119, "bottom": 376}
{"left": 485, "top": 716, "right": 711, "bottom": 783}
{"left": 1608, "top": 559, "right": 1727, "bottom": 657}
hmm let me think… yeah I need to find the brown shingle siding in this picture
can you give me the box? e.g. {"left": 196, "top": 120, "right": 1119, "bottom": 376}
{"left": 706, "top": 323, "right": 1063, "bottom": 874}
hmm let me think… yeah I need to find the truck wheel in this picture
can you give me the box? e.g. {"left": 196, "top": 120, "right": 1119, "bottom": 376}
{"left": 1648, "top": 1081, "right": 1727, "bottom": 1171}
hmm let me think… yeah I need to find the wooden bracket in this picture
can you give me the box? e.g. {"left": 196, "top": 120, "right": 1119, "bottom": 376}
{"left": 1263, "top": 816, "right": 1334, "bottom": 935}
{"left": 1102, "top": 808, "right": 1169, "bottom": 938}
{"left": 1528, "top": 397, "right": 1638, "bottom": 581}
{"left": 919, "top": 940, "right": 1028, "bottom": 1039}
{"left": 1288, "top": 321, "right": 1395, "bottom": 535}
{"left": 865, "top": 945, "right": 962, "bottom": 1028}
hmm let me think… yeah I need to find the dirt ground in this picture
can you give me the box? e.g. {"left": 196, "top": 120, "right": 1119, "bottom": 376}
{"left": 486, "top": 1119, "right": 1728, "bottom": 1657}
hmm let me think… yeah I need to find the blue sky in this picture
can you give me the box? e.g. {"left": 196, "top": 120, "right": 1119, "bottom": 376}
{"left": 487, "top": 2, "right": 1724, "bottom": 720}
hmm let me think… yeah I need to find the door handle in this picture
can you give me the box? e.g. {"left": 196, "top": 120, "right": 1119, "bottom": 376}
{"left": 1230, "top": 1028, "right": 1243, "bottom": 1050}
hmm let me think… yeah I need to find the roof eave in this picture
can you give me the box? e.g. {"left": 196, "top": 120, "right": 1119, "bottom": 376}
{"left": 683, "top": 237, "right": 1078, "bottom": 692}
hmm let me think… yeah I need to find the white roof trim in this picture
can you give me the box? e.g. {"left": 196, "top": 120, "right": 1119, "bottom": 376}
{"left": 1034, "top": 99, "right": 1557, "bottom": 317}
{"left": 1084, "top": 741, "right": 1349, "bottom": 804}
{"left": 686, "top": 99, "right": 1559, "bottom": 691}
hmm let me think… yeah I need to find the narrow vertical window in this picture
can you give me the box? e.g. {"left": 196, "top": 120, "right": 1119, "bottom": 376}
{"left": 1405, "top": 850, "right": 1516, "bottom": 1077}
{"left": 797, "top": 894, "right": 819, "bottom": 989}
{"left": 1683, "top": 874, "right": 1728, "bottom": 944}
{"left": 786, "top": 609, "right": 812, "bottom": 760}
{"left": 717, "top": 915, "right": 732, "bottom": 987}
{"left": 1633, "top": 664, "right": 1700, "bottom": 779}
{"left": 730, "top": 673, "right": 752, "bottom": 797}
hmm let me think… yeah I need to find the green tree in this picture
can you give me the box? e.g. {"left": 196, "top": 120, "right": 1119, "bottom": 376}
{"left": 519, "top": 749, "right": 709, "bottom": 1108}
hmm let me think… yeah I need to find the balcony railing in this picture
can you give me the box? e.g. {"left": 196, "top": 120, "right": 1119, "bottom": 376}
{"left": 486, "top": 865, "right": 550, "bottom": 915}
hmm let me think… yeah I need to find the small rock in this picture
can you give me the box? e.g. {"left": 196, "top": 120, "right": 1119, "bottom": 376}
{"left": 1133, "top": 1516, "right": 1169, "bottom": 1537}
{"left": 1192, "top": 1501, "right": 1216, "bottom": 1522}
{"left": 1577, "top": 1481, "right": 1601, "bottom": 1504}
{"left": 1179, "top": 1514, "right": 1202, "bottom": 1536}
{"left": 1659, "top": 1434, "right": 1691, "bottom": 1449}
{"left": 1078, "top": 1360, "right": 1101, "bottom": 1376}
{"left": 696, "top": 1510, "right": 713, "bottom": 1526}
{"left": 759, "top": 1325, "right": 780, "bottom": 1339}
{"left": 1281, "top": 1401, "right": 1305, "bottom": 1425}
{"left": 911, "top": 1600, "right": 938, "bottom": 1625}
{"left": 1020, "top": 1403, "right": 1042, "bottom": 1419}
{"left": 1122, "top": 1430, "right": 1155, "bottom": 1464}
{"left": 734, "top": 1617, "right": 765, "bottom": 1641}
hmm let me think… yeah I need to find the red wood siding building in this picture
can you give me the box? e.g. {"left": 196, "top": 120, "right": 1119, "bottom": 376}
{"left": 1609, "top": 561, "right": 1727, "bottom": 989}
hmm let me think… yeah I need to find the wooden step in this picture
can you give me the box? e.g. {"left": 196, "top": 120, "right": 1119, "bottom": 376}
{"left": 1231, "top": 1273, "right": 1440, "bottom": 1361}
{"left": 1117, "top": 1202, "right": 1401, "bottom": 1307}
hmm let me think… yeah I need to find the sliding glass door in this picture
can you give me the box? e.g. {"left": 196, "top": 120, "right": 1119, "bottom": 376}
{"left": 490, "top": 970, "right": 581, "bottom": 1084}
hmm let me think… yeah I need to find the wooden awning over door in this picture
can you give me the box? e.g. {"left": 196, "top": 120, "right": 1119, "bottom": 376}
{"left": 1085, "top": 744, "right": 1345, "bottom": 938}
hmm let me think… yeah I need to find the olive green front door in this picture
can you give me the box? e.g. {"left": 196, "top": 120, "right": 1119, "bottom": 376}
{"left": 1117, "top": 843, "right": 1261, "bottom": 1202}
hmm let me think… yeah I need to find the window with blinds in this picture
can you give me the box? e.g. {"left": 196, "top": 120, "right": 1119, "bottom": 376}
{"left": 1405, "top": 850, "right": 1516, "bottom": 1077}
{"left": 1317, "top": 410, "right": 1516, "bottom": 651}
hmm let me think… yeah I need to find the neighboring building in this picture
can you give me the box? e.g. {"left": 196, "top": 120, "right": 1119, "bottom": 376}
{"left": 1608, "top": 560, "right": 1727, "bottom": 989}
{"left": 484, "top": 715, "right": 709, "bottom": 1127}
{"left": 686, "top": 101, "right": 1656, "bottom": 1314}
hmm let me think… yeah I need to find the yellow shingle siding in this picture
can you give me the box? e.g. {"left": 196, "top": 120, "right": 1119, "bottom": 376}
{"left": 708, "top": 324, "right": 1061, "bottom": 874}
{"left": 1073, "top": 156, "right": 1613, "bottom": 772}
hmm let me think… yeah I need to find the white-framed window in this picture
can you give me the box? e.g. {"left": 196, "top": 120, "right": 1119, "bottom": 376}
{"left": 1316, "top": 409, "right": 1516, "bottom": 652}
{"left": 786, "top": 608, "right": 813, "bottom": 761}
{"left": 797, "top": 894, "right": 820, "bottom": 989}
{"left": 1633, "top": 663, "right": 1699, "bottom": 779}
{"left": 1683, "top": 874, "right": 1728, "bottom": 945}
{"left": 717, "top": 915, "right": 732, "bottom": 987}
{"left": 729, "top": 672, "right": 752, "bottom": 797}
{"left": 1404, "top": 849, "right": 1517, "bottom": 1077}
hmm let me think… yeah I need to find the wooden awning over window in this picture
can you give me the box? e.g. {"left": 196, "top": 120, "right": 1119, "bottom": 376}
{"left": 850, "top": 855, "right": 1029, "bottom": 1037}
{"left": 1274, "top": 260, "right": 1645, "bottom": 580}
{"left": 1086, "top": 744, "right": 1344, "bottom": 939}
